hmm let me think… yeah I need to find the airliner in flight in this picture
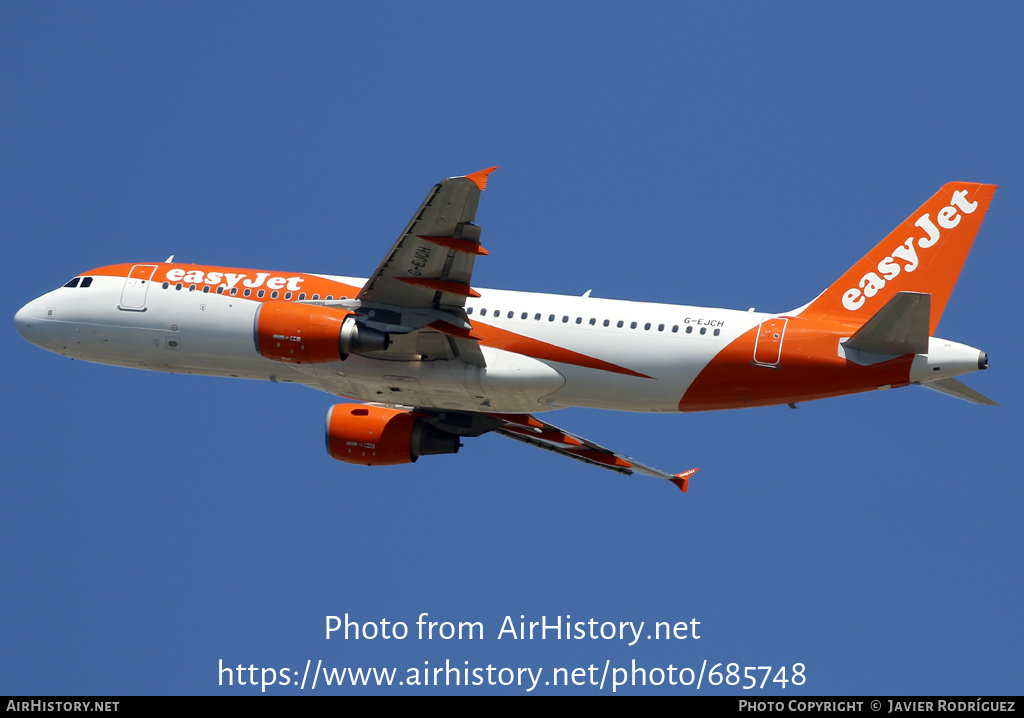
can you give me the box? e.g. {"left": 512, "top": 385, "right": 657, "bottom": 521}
{"left": 14, "top": 169, "right": 997, "bottom": 491}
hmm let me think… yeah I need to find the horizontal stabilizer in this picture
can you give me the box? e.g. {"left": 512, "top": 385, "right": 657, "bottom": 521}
{"left": 921, "top": 377, "right": 999, "bottom": 406}
{"left": 843, "top": 292, "right": 930, "bottom": 356}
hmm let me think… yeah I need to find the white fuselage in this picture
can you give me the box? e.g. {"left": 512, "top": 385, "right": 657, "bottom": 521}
{"left": 15, "top": 272, "right": 764, "bottom": 414}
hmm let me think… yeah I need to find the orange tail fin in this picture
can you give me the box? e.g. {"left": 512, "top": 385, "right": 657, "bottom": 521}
{"left": 797, "top": 182, "right": 996, "bottom": 333}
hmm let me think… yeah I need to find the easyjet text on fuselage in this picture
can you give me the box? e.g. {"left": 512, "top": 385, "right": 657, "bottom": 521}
{"left": 164, "top": 267, "right": 305, "bottom": 293}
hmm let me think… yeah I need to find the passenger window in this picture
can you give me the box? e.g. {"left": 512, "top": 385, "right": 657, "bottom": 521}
{"left": 714, "top": 328, "right": 721, "bottom": 336}
{"left": 162, "top": 282, "right": 169, "bottom": 290}
{"left": 64, "top": 278, "right": 81, "bottom": 288}
{"left": 271, "top": 291, "right": 279, "bottom": 299}
{"left": 630, "top": 321, "right": 637, "bottom": 329}
{"left": 617, "top": 320, "right": 624, "bottom": 328}
{"left": 176, "top": 283, "right": 183, "bottom": 291}
{"left": 549, "top": 315, "right": 555, "bottom": 322}
{"left": 700, "top": 327, "right": 707, "bottom": 335}
{"left": 534, "top": 313, "right": 541, "bottom": 320}
{"left": 576, "top": 317, "right": 582, "bottom": 324}
{"left": 312, "top": 294, "right": 320, "bottom": 300}
{"left": 562, "top": 316, "right": 569, "bottom": 323}
{"left": 467, "top": 307, "right": 474, "bottom": 315}
{"left": 508, "top": 311, "right": 514, "bottom": 319}
{"left": 326, "top": 295, "right": 333, "bottom": 300}
{"left": 203, "top": 286, "right": 210, "bottom": 293}
{"left": 244, "top": 289, "right": 251, "bottom": 297}
{"left": 217, "top": 287, "right": 224, "bottom": 294}
{"left": 230, "top": 288, "right": 238, "bottom": 295}
{"left": 589, "top": 318, "right": 596, "bottom": 325}
{"left": 672, "top": 325, "right": 679, "bottom": 333}
{"left": 686, "top": 326, "right": 693, "bottom": 334}
{"left": 284, "top": 292, "right": 292, "bottom": 300}
{"left": 298, "top": 293, "right": 305, "bottom": 300}
{"left": 521, "top": 312, "right": 527, "bottom": 319}
{"left": 257, "top": 290, "right": 265, "bottom": 298}
{"left": 658, "top": 323, "right": 664, "bottom": 331}
{"left": 644, "top": 322, "right": 651, "bottom": 330}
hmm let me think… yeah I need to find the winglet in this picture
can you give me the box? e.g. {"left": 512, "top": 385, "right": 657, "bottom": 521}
{"left": 669, "top": 468, "right": 699, "bottom": 493}
{"left": 464, "top": 166, "right": 498, "bottom": 191}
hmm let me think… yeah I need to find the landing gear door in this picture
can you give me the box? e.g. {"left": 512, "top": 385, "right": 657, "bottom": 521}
{"left": 119, "top": 264, "right": 158, "bottom": 311}
{"left": 753, "top": 317, "right": 788, "bottom": 367}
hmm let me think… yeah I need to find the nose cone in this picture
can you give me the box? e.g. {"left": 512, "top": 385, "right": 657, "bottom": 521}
{"left": 14, "top": 301, "right": 36, "bottom": 342}
{"left": 15, "top": 297, "right": 51, "bottom": 348}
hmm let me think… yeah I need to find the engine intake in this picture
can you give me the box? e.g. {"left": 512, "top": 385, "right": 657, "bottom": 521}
{"left": 325, "top": 404, "right": 461, "bottom": 466}
{"left": 254, "top": 302, "right": 389, "bottom": 364}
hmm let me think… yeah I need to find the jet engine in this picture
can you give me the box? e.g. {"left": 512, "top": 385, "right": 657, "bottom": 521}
{"left": 254, "top": 301, "right": 390, "bottom": 363}
{"left": 325, "top": 404, "right": 461, "bottom": 466}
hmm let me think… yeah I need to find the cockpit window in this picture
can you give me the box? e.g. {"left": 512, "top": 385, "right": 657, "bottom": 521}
{"left": 64, "top": 278, "right": 81, "bottom": 288}
{"left": 80, "top": 277, "right": 93, "bottom": 288}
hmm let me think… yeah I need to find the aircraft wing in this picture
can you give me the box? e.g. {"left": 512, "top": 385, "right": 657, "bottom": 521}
{"left": 354, "top": 167, "right": 497, "bottom": 366}
{"left": 358, "top": 167, "right": 495, "bottom": 308}
{"left": 488, "top": 413, "right": 698, "bottom": 492}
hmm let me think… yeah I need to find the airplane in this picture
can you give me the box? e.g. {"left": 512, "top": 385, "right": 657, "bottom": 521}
{"left": 14, "top": 168, "right": 997, "bottom": 492}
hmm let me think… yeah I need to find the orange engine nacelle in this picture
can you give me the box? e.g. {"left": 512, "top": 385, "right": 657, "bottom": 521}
{"left": 254, "top": 302, "right": 389, "bottom": 364}
{"left": 325, "top": 404, "right": 461, "bottom": 466}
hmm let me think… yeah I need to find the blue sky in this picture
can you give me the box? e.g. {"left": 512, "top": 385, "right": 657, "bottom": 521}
{"left": 3, "top": 2, "right": 1021, "bottom": 695}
